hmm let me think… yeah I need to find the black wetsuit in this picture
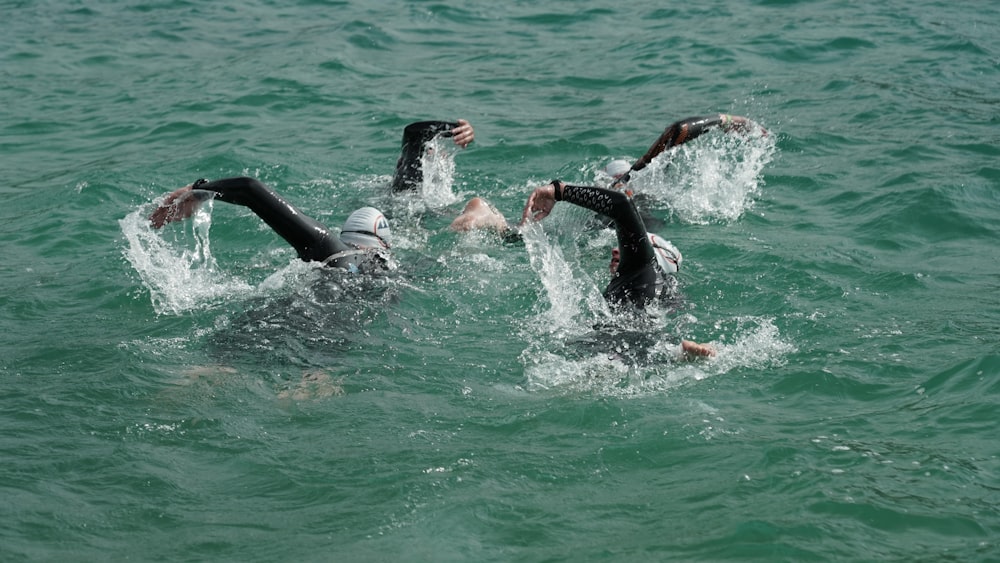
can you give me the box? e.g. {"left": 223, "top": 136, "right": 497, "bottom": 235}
{"left": 191, "top": 177, "right": 391, "bottom": 273}
{"left": 391, "top": 121, "right": 459, "bottom": 192}
{"left": 555, "top": 182, "right": 663, "bottom": 310}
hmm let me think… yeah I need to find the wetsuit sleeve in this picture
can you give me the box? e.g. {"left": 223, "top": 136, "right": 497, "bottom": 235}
{"left": 194, "top": 177, "right": 348, "bottom": 262}
{"left": 560, "top": 184, "right": 661, "bottom": 308}
{"left": 560, "top": 185, "right": 654, "bottom": 277}
{"left": 632, "top": 114, "right": 740, "bottom": 173}
{"left": 391, "top": 121, "right": 459, "bottom": 192}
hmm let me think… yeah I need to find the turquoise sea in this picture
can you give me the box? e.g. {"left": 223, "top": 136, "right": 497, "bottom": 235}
{"left": 3, "top": 1, "right": 1000, "bottom": 561}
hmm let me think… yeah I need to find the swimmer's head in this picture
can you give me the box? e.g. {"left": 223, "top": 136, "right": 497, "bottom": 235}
{"left": 649, "top": 233, "right": 681, "bottom": 274}
{"left": 608, "top": 235, "right": 681, "bottom": 276}
{"left": 340, "top": 207, "right": 391, "bottom": 249}
{"left": 604, "top": 159, "right": 631, "bottom": 180}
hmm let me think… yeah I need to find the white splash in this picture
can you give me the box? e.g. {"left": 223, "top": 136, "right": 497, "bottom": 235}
{"left": 633, "top": 126, "right": 776, "bottom": 224}
{"left": 519, "top": 221, "right": 610, "bottom": 337}
{"left": 120, "top": 203, "right": 258, "bottom": 316}
{"left": 521, "top": 316, "right": 793, "bottom": 397}
{"left": 418, "top": 136, "right": 461, "bottom": 208}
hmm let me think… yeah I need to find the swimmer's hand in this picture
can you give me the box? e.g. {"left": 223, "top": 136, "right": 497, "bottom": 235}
{"left": 148, "top": 181, "right": 208, "bottom": 228}
{"left": 451, "top": 119, "right": 475, "bottom": 148}
{"left": 520, "top": 183, "right": 558, "bottom": 225}
{"left": 681, "top": 340, "right": 716, "bottom": 360}
{"left": 721, "top": 114, "right": 768, "bottom": 137}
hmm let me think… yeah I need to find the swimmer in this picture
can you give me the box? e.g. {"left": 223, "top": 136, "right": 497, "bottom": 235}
{"left": 521, "top": 179, "right": 715, "bottom": 358}
{"left": 149, "top": 177, "right": 394, "bottom": 273}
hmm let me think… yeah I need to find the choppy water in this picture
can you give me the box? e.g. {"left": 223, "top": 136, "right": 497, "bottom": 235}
{"left": 3, "top": 1, "right": 1000, "bottom": 561}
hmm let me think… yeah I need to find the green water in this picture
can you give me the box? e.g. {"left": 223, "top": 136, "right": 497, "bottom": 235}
{"left": 3, "top": 1, "right": 1000, "bottom": 561}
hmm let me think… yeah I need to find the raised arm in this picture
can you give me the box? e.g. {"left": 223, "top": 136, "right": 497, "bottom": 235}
{"left": 622, "top": 114, "right": 767, "bottom": 183}
{"left": 391, "top": 119, "right": 474, "bottom": 192}
{"left": 522, "top": 180, "right": 654, "bottom": 277}
{"left": 149, "top": 177, "right": 347, "bottom": 262}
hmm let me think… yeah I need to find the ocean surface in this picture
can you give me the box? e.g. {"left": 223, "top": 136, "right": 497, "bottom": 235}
{"left": 3, "top": 1, "right": 999, "bottom": 561}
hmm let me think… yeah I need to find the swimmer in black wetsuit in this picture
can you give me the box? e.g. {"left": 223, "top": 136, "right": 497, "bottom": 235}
{"left": 521, "top": 179, "right": 715, "bottom": 358}
{"left": 149, "top": 177, "right": 393, "bottom": 273}
{"left": 391, "top": 119, "right": 475, "bottom": 192}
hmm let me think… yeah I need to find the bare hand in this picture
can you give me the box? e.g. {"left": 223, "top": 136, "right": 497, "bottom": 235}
{"left": 681, "top": 340, "right": 716, "bottom": 359}
{"left": 722, "top": 114, "right": 767, "bottom": 137}
{"left": 148, "top": 184, "right": 202, "bottom": 228}
{"left": 451, "top": 119, "right": 475, "bottom": 148}
{"left": 519, "top": 183, "right": 557, "bottom": 225}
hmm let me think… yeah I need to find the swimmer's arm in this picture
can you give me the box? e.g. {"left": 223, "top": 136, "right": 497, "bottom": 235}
{"left": 558, "top": 183, "right": 653, "bottom": 270}
{"left": 521, "top": 181, "right": 653, "bottom": 269}
{"left": 629, "top": 114, "right": 768, "bottom": 176}
{"left": 149, "top": 176, "right": 272, "bottom": 229}
{"left": 661, "top": 114, "right": 767, "bottom": 148}
{"left": 522, "top": 181, "right": 631, "bottom": 223}
{"left": 451, "top": 197, "right": 509, "bottom": 233}
{"left": 401, "top": 119, "right": 474, "bottom": 149}
{"left": 148, "top": 177, "right": 340, "bottom": 260}
{"left": 520, "top": 182, "right": 558, "bottom": 224}
{"left": 151, "top": 177, "right": 304, "bottom": 225}
{"left": 392, "top": 119, "right": 473, "bottom": 192}
{"left": 395, "top": 119, "right": 474, "bottom": 153}
{"left": 400, "top": 120, "right": 460, "bottom": 148}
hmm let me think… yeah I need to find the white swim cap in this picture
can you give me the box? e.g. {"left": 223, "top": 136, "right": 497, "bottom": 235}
{"left": 649, "top": 233, "right": 681, "bottom": 274}
{"left": 604, "top": 159, "right": 631, "bottom": 179}
{"left": 340, "top": 207, "right": 391, "bottom": 248}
